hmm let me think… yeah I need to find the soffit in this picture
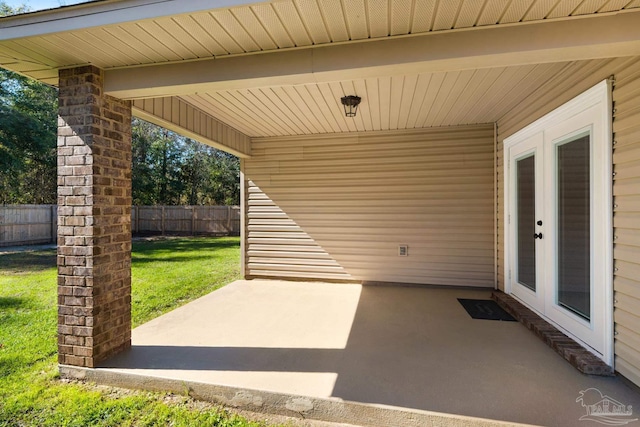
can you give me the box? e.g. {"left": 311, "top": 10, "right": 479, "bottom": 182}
{"left": 1, "top": 0, "right": 639, "bottom": 85}
{"left": 178, "top": 60, "right": 594, "bottom": 137}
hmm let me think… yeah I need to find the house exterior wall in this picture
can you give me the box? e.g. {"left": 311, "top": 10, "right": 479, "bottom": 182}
{"left": 496, "top": 56, "right": 640, "bottom": 386}
{"left": 243, "top": 125, "right": 495, "bottom": 287}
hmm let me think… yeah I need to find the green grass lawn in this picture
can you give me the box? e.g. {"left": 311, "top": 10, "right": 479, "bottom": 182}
{"left": 0, "top": 237, "right": 277, "bottom": 427}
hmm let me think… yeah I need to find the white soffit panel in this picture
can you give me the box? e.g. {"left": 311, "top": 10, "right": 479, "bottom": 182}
{"left": 178, "top": 60, "right": 587, "bottom": 138}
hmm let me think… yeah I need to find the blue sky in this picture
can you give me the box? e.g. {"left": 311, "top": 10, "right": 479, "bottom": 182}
{"left": 3, "top": 0, "right": 91, "bottom": 12}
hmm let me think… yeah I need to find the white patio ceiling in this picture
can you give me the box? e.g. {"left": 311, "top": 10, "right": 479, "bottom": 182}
{"left": 180, "top": 62, "right": 575, "bottom": 136}
{"left": 1, "top": 0, "right": 640, "bottom": 139}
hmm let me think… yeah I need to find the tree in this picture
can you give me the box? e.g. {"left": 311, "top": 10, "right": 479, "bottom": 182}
{"left": 131, "top": 119, "right": 184, "bottom": 205}
{"left": 131, "top": 118, "right": 239, "bottom": 206}
{"left": 0, "top": 2, "right": 28, "bottom": 16}
{"left": 131, "top": 118, "right": 158, "bottom": 205}
{"left": 0, "top": 69, "right": 58, "bottom": 204}
{"left": 180, "top": 139, "right": 240, "bottom": 206}
{"left": 0, "top": 3, "right": 58, "bottom": 204}
{"left": 203, "top": 150, "right": 240, "bottom": 206}
{"left": 1, "top": 0, "right": 239, "bottom": 207}
{"left": 152, "top": 129, "right": 185, "bottom": 205}
{"left": 181, "top": 138, "right": 210, "bottom": 205}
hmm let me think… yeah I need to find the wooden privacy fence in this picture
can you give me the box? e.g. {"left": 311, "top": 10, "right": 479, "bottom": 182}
{"left": 132, "top": 206, "right": 240, "bottom": 236}
{"left": 0, "top": 205, "right": 57, "bottom": 247}
{"left": 0, "top": 205, "right": 240, "bottom": 247}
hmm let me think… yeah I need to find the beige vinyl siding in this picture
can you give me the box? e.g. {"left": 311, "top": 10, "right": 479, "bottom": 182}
{"left": 132, "top": 97, "right": 251, "bottom": 157}
{"left": 244, "top": 183, "right": 353, "bottom": 281}
{"left": 496, "top": 56, "right": 640, "bottom": 386}
{"left": 244, "top": 125, "right": 495, "bottom": 287}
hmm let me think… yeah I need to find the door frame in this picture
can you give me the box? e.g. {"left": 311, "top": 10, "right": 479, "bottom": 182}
{"left": 503, "top": 79, "right": 614, "bottom": 366}
{"left": 508, "top": 133, "right": 545, "bottom": 314}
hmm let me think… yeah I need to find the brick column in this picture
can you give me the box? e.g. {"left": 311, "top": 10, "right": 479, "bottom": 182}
{"left": 57, "top": 65, "right": 132, "bottom": 368}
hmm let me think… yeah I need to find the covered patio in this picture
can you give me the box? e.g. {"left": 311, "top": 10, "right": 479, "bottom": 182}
{"left": 63, "top": 280, "right": 640, "bottom": 427}
{"left": 2, "top": 1, "right": 640, "bottom": 426}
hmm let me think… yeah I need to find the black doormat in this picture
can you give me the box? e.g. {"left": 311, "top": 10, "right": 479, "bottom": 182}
{"left": 458, "top": 299, "right": 516, "bottom": 321}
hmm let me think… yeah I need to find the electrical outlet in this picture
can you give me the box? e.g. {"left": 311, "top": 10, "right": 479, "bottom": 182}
{"left": 398, "top": 245, "right": 408, "bottom": 256}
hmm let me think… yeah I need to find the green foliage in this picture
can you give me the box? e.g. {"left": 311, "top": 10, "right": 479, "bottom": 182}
{"left": 0, "top": 92, "right": 239, "bottom": 206}
{"left": 0, "top": 237, "right": 273, "bottom": 427}
{"left": 130, "top": 237, "right": 241, "bottom": 326}
{"left": 132, "top": 118, "right": 240, "bottom": 206}
{"left": 0, "top": 3, "right": 57, "bottom": 204}
{"left": 0, "top": 2, "right": 29, "bottom": 17}
{"left": 132, "top": 120, "right": 185, "bottom": 205}
{"left": 1, "top": 0, "right": 239, "bottom": 207}
{"left": 0, "top": 68, "right": 58, "bottom": 204}
{"left": 181, "top": 139, "right": 240, "bottom": 206}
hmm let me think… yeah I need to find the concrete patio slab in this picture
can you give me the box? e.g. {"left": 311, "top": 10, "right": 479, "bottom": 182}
{"left": 86, "top": 280, "right": 640, "bottom": 427}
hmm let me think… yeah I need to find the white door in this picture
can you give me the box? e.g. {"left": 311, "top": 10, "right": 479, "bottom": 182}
{"left": 505, "top": 81, "right": 613, "bottom": 365}
{"left": 509, "top": 132, "right": 545, "bottom": 313}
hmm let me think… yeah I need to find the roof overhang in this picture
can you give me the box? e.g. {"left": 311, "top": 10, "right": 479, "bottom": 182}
{"left": 1, "top": 0, "right": 640, "bottom": 142}
{"left": 0, "top": 0, "right": 260, "bottom": 39}
{"left": 104, "top": 11, "right": 640, "bottom": 99}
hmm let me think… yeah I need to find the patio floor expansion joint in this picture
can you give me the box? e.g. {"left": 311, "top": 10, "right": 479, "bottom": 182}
{"left": 491, "top": 290, "right": 614, "bottom": 377}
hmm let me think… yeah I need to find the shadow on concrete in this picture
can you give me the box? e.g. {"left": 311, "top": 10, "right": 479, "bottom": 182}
{"left": 101, "top": 346, "right": 342, "bottom": 372}
{"left": 101, "top": 284, "right": 640, "bottom": 426}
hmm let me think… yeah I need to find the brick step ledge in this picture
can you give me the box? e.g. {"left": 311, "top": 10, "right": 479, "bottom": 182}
{"left": 491, "top": 290, "right": 614, "bottom": 377}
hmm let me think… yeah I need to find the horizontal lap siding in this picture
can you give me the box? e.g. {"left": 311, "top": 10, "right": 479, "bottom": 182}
{"left": 613, "top": 61, "right": 640, "bottom": 386}
{"left": 245, "top": 186, "right": 354, "bottom": 281}
{"left": 496, "top": 56, "right": 640, "bottom": 386}
{"left": 245, "top": 125, "right": 495, "bottom": 286}
{"left": 132, "top": 97, "right": 251, "bottom": 157}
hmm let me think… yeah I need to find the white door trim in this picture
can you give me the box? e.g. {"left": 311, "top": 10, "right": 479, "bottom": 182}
{"left": 503, "top": 79, "right": 613, "bottom": 366}
{"left": 507, "top": 133, "right": 545, "bottom": 314}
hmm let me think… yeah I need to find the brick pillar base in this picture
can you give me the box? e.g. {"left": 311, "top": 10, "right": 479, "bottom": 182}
{"left": 57, "top": 65, "right": 132, "bottom": 368}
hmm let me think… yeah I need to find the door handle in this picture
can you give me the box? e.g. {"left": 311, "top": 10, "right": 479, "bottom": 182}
{"left": 534, "top": 233, "right": 543, "bottom": 239}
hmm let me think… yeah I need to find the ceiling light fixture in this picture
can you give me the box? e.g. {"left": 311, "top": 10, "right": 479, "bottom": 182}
{"left": 340, "top": 95, "right": 361, "bottom": 117}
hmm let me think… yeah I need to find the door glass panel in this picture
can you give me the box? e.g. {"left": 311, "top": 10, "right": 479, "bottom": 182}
{"left": 517, "top": 155, "right": 536, "bottom": 291}
{"left": 557, "top": 134, "right": 591, "bottom": 320}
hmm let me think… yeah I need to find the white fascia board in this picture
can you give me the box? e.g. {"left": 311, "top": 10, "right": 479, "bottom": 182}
{"left": 0, "top": 0, "right": 257, "bottom": 40}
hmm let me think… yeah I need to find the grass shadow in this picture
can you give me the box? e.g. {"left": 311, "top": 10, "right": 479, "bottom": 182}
{"left": 0, "top": 296, "right": 26, "bottom": 309}
{"left": 0, "top": 238, "right": 239, "bottom": 272}
{"left": 0, "top": 354, "right": 30, "bottom": 377}
{"left": 131, "top": 254, "right": 219, "bottom": 264}
{"left": 132, "top": 237, "right": 239, "bottom": 256}
{"left": 0, "top": 250, "right": 57, "bottom": 274}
